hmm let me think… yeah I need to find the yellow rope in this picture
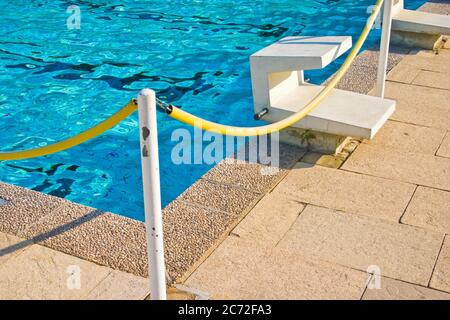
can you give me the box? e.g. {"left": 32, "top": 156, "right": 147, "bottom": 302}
{"left": 0, "top": 100, "right": 137, "bottom": 160}
{"left": 167, "top": 0, "right": 384, "bottom": 136}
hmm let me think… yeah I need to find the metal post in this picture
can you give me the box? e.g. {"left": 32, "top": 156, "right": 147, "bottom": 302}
{"left": 137, "top": 88, "right": 167, "bottom": 300}
{"left": 375, "top": 0, "right": 394, "bottom": 98}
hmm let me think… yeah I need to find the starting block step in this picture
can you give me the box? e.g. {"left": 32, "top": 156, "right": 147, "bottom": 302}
{"left": 392, "top": 9, "right": 450, "bottom": 35}
{"left": 266, "top": 84, "right": 396, "bottom": 139}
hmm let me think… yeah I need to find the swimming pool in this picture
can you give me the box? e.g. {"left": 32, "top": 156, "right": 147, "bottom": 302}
{"left": 0, "top": 0, "right": 426, "bottom": 220}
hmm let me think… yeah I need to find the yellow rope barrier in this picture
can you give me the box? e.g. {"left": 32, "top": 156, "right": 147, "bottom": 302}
{"left": 166, "top": 0, "right": 384, "bottom": 136}
{"left": 0, "top": 0, "right": 383, "bottom": 160}
{"left": 0, "top": 100, "right": 137, "bottom": 160}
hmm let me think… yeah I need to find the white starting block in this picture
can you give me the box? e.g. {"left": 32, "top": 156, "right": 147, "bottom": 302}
{"left": 392, "top": 0, "right": 450, "bottom": 35}
{"left": 250, "top": 36, "right": 396, "bottom": 149}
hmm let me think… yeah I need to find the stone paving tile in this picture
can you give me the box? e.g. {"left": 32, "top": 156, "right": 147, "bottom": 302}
{"left": 412, "top": 70, "right": 450, "bottom": 90}
{"left": 178, "top": 179, "right": 261, "bottom": 215}
{"left": 363, "top": 120, "right": 445, "bottom": 155}
{"left": 430, "top": 236, "right": 450, "bottom": 293}
{"left": 386, "top": 62, "right": 421, "bottom": 84}
{"left": 422, "top": 55, "right": 450, "bottom": 74}
{"left": 0, "top": 244, "right": 111, "bottom": 299}
{"left": 0, "top": 182, "right": 65, "bottom": 235}
{"left": 202, "top": 159, "right": 287, "bottom": 193}
{"left": 241, "top": 250, "right": 368, "bottom": 300}
{"left": 342, "top": 144, "right": 450, "bottom": 191}
{"left": 363, "top": 276, "right": 450, "bottom": 300}
{"left": 230, "top": 192, "right": 304, "bottom": 244}
{"left": 167, "top": 286, "right": 198, "bottom": 300}
{"left": 398, "top": 54, "right": 436, "bottom": 69}
{"left": 185, "top": 195, "right": 366, "bottom": 300}
{"left": 187, "top": 250, "right": 368, "bottom": 300}
{"left": 85, "top": 270, "right": 149, "bottom": 300}
{"left": 0, "top": 232, "right": 31, "bottom": 266}
{"left": 272, "top": 162, "right": 416, "bottom": 222}
{"left": 387, "top": 49, "right": 450, "bottom": 76}
{"left": 277, "top": 205, "right": 443, "bottom": 286}
{"left": 185, "top": 192, "right": 304, "bottom": 299}
{"left": 437, "top": 132, "right": 450, "bottom": 158}
{"left": 185, "top": 235, "right": 272, "bottom": 300}
{"left": 389, "top": 51, "right": 450, "bottom": 77}
{"left": 380, "top": 82, "right": 450, "bottom": 130}
{"left": 401, "top": 187, "right": 450, "bottom": 234}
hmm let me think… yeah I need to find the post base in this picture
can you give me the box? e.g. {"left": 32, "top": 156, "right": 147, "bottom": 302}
{"left": 279, "top": 127, "right": 351, "bottom": 155}
{"left": 391, "top": 30, "right": 446, "bottom": 51}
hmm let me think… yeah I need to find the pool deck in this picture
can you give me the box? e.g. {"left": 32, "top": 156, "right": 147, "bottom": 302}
{"left": 0, "top": 2, "right": 449, "bottom": 300}
{"left": 184, "top": 46, "right": 450, "bottom": 299}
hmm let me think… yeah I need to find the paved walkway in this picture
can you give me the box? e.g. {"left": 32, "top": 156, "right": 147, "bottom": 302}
{"left": 183, "top": 46, "right": 450, "bottom": 299}
{"left": 1, "top": 11, "right": 449, "bottom": 299}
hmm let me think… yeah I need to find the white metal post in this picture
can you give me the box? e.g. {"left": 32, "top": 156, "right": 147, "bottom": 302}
{"left": 375, "top": 0, "right": 394, "bottom": 98}
{"left": 137, "top": 88, "right": 167, "bottom": 300}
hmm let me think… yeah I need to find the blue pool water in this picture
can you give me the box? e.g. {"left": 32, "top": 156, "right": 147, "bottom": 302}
{"left": 0, "top": 0, "right": 426, "bottom": 220}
